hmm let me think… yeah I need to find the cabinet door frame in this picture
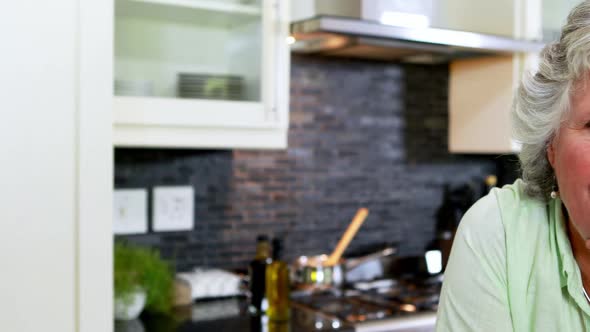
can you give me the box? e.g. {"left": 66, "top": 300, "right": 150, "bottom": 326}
{"left": 79, "top": 0, "right": 113, "bottom": 331}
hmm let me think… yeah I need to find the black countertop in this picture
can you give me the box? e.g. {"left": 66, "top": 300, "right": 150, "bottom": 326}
{"left": 114, "top": 297, "right": 355, "bottom": 332}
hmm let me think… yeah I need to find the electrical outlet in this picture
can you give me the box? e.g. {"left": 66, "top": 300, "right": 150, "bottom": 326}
{"left": 153, "top": 186, "right": 194, "bottom": 232}
{"left": 113, "top": 189, "right": 148, "bottom": 235}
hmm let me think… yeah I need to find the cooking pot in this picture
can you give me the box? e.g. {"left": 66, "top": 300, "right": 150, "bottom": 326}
{"left": 291, "top": 247, "right": 396, "bottom": 291}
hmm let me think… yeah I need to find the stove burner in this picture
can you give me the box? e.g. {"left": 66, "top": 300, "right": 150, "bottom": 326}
{"left": 292, "top": 278, "right": 441, "bottom": 325}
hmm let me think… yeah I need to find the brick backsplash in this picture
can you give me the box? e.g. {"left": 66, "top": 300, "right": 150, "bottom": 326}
{"left": 115, "top": 55, "right": 517, "bottom": 271}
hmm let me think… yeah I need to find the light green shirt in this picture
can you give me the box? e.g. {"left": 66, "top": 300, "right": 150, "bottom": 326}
{"left": 436, "top": 179, "right": 590, "bottom": 331}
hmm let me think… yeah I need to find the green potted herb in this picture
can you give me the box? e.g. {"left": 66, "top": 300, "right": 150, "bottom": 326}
{"left": 114, "top": 242, "right": 174, "bottom": 320}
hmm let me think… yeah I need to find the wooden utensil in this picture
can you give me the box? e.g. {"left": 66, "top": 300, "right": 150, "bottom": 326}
{"left": 324, "top": 208, "right": 369, "bottom": 266}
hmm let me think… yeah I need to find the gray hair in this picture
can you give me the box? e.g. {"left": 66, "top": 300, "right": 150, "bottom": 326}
{"left": 512, "top": 0, "right": 590, "bottom": 201}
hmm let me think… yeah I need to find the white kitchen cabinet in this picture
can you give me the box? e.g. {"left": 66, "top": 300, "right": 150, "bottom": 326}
{"left": 1, "top": 1, "right": 112, "bottom": 331}
{"left": 113, "top": 0, "right": 290, "bottom": 149}
{"left": 448, "top": 0, "right": 542, "bottom": 154}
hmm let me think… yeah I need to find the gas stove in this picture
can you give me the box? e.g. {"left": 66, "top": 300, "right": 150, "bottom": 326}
{"left": 290, "top": 277, "right": 441, "bottom": 332}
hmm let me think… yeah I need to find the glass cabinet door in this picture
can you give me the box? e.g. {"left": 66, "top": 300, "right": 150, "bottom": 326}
{"left": 114, "top": 0, "right": 263, "bottom": 103}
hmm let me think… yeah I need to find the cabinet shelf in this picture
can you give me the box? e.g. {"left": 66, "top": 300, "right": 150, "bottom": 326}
{"left": 116, "top": 0, "right": 261, "bottom": 27}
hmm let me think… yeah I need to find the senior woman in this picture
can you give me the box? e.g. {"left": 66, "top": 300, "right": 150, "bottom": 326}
{"left": 436, "top": 2, "right": 590, "bottom": 331}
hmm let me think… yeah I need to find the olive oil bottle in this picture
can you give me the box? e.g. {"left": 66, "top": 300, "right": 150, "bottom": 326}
{"left": 266, "top": 238, "right": 290, "bottom": 321}
{"left": 248, "top": 235, "right": 271, "bottom": 315}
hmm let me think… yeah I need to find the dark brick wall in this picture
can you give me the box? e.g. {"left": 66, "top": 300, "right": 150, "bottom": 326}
{"left": 115, "top": 55, "right": 513, "bottom": 271}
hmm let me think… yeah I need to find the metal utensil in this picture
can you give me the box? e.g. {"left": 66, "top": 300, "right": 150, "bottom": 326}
{"left": 292, "top": 247, "right": 396, "bottom": 291}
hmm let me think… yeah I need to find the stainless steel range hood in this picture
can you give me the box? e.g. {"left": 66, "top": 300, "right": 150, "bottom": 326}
{"left": 290, "top": 16, "right": 546, "bottom": 64}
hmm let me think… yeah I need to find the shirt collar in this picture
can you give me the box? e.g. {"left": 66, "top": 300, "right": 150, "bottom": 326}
{"left": 552, "top": 197, "right": 590, "bottom": 315}
{"left": 553, "top": 198, "right": 575, "bottom": 288}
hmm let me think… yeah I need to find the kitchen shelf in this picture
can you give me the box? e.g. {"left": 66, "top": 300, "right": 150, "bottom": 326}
{"left": 116, "top": 0, "right": 261, "bottom": 27}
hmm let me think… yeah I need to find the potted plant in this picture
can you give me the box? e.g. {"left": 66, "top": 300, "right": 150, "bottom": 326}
{"left": 114, "top": 242, "right": 174, "bottom": 320}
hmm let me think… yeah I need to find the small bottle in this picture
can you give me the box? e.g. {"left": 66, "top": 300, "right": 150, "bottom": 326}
{"left": 248, "top": 235, "right": 271, "bottom": 315}
{"left": 266, "top": 238, "right": 290, "bottom": 321}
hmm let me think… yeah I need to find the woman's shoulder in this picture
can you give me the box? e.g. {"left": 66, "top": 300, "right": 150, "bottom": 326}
{"left": 490, "top": 179, "right": 549, "bottom": 229}
{"left": 458, "top": 179, "right": 548, "bottom": 250}
{"left": 437, "top": 180, "right": 544, "bottom": 331}
{"left": 491, "top": 179, "right": 544, "bottom": 209}
{"left": 455, "top": 184, "right": 507, "bottom": 254}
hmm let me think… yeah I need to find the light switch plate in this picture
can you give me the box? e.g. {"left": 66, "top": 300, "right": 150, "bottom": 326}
{"left": 113, "top": 189, "right": 148, "bottom": 235}
{"left": 153, "top": 186, "right": 194, "bottom": 232}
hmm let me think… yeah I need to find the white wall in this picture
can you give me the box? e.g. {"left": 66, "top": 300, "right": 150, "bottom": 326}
{"left": 436, "top": 0, "right": 516, "bottom": 37}
{"left": 316, "top": 0, "right": 361, "bottom": 18}
{"left": 543, "top": 0, "right": 582, "bottom": 35}
{"left": 0, "top": 2, "right": 77, "bottom": 330}
{"left": 290, "top": 0, "right": 314, "bottom": 21}
{"left": 0, "top": 1, "right": 112, "bottom": 331}
{"left": 290, "top": 0, "right": 361, "bottom": 21}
